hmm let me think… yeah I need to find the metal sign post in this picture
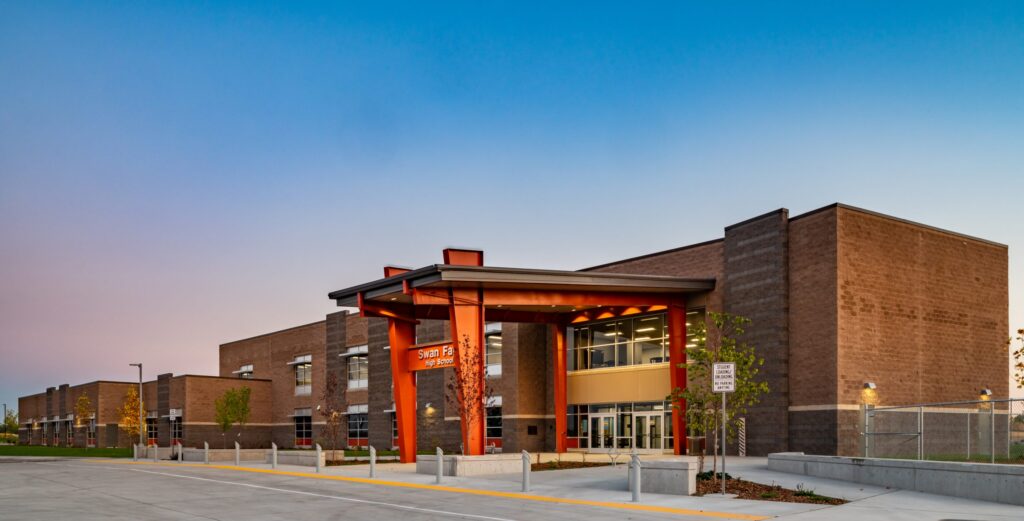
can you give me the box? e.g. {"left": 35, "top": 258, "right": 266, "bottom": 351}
{"left": 712, "top": 362, "right": 736, "bottom": 496}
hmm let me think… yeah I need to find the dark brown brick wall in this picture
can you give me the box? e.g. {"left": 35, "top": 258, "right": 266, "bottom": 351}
{"left": 836, "top": 207, "right": 1009, "bottom": 405}
{"left": 724, "top": 209, "right": 791, "bottom": 455}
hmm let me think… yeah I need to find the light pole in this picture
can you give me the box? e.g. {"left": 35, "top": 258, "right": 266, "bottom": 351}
{"left": 129, "top": 363, "right": 143, "bottom": 446}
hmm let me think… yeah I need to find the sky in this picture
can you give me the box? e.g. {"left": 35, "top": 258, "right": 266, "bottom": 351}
{"left": 1, "top": 1, "right": 1023, "bottom": 412}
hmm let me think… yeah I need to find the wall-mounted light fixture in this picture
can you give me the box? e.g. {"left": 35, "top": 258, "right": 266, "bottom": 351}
{"left": 979, "top": 388, "right": 992, "bottom": 399}
{"left": 863, "top": 382, "right": 877, "bottom": 390}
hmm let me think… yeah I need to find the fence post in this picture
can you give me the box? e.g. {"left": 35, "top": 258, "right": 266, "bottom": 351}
{"left": 271, "top": 442, "right": 277, "bottom": 469}
{"left": 315, "top": 444, "right": 322, "bottom": 473}
{"left": 861, "top": 405, "right": 868, "bottom": 458}
{"left": 521, "top": 450, "right": 530, "bottom": 492}
{"left": 966, "top": 413, "right": 971, "bottom": 459}
{"left": 436, "top": 447, "right": 443, "bottom": 484}
{"left": 1008, "top": 400, "right": 1014, "bottom": 461}
{"left": 369, "top": 445, "right": 376, "bottom": 478}
{"left": 630, "top": 451, "right": 641, "bottom": 503}
{"left": 204, "top": 441, "right": 209, "bottom": 464}
{"left": 917, "top": 406, "right": 924, "bottom": 460}
{"left": 235, "top": 441, "right": 240, "bottom": 466}
{"left": 990, "top": 404, "right": 996, "bottom": 464}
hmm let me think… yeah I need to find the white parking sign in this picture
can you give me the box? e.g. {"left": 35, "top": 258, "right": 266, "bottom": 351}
{"left": 713, "top": 362, "right": 736, "bottom": 393}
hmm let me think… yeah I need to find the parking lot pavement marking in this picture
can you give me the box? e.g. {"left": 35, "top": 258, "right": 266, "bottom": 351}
{"left": 94, "top": 465, "right": 517, "bottom": 521}
{"left": 81, "top": 459, "right": 772, "bottom": 520}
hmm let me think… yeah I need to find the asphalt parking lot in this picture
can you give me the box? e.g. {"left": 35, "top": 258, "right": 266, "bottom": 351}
{"left": 2, "top": 458, "right": 1022, "bottom": 521}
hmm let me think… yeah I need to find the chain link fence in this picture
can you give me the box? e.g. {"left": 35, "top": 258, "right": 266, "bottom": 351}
{"left": 862, "top": 398, "right": 1024, "bottom": 463}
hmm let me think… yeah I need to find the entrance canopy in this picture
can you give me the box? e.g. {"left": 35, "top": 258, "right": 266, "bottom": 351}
{"left": 328, "top": 249, "right": 715, "bottom": 462}
{"left": 329, "top": 261, "right": 714, "bottom": 322}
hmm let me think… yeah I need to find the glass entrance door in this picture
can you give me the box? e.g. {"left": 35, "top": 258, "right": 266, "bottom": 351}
{"left": 589, "top": 414, "right": 615, "bottom": 450}
{"left": 634, "top": 412, "right": 663, "bottom": 451}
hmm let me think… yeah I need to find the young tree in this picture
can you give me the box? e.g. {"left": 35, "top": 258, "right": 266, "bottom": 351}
{"left": 214, "top": 387, "right": 252, "bottom": 448}
{"left": 1011, "top": 328, "right": 1024, "bottom": 389}
{"left": 74, "top": 394, "right": 93, "bottom": 448}
{"left": 3, "top": 409, "right": 17, "bottom": 436}
{"left": 446, "top": 334, "right": 493, "bottom": 454}
{"left": 318, "top": 371, "right": 344, "bottom": 461}
{"left": 670, "top": 311, "right": 769, "bottom": 482}
{"left": 118, "top": 387, "right": 144, "bottom": 446}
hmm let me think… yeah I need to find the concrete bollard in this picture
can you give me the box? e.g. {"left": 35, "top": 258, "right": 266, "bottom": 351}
{"left": 369, "top": 445, "right": 376, "bottom": 478}
{"left": 152, "top": 443, "right": 158, "bottom": 463}
{"left": 234, "top": 441, "right": 240, "bottom": 466}
{"left": 271, "top": 442, "right": 278, "bottom": 469}
{"left": 315, "top": 444, "right": 322, "bottom": 473}
{"left": 435, "top": 447, "right": 443, "bottom": 484}
{"left": 204, "top": 441, "right": 209, "bottom": 464}
{"left": 133, "top": 443, "right": 138, "bottom": 461}
{"left": 521, "top": 450, "right": 531, "bottom": 492}
{"left": 177, "top": 442, "right": 183, "bottom": 463}
{"left": 630, "top": 452, "right": 642, "bottom": 503}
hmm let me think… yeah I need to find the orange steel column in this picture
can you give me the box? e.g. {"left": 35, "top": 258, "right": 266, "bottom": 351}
{"left": 388, "top": 318, "right": 417, "bottom": 463}
{"left": 552, "top": 323, "right": 568, "bottom": 453}
{"left": 443, "top": 248, "right": 486, "bottom": 456}
{"left": 667, "top": 299, "right": 688, "bottom": 455}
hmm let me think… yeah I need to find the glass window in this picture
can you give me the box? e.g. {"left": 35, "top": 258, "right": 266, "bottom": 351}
{"left": 485, "top": 323, "right": 502, "bottom": 376}
{"left": 146, "top": 418, "right": 158, "bottom": 444}
{"left": 87, "top": 419, "right": 97, "bottom": 446}
{"left": 294, "top": 355, "right": 312, "bottom": 396}
{"left": 569, "top": 313, "right": 678, "bottom": 371}
{"left": 237, "top": 364, "right": 254, "bottom": 379}
{"left": 347, "top": 414, "right": 368, "bottom": 445}
{"left": 171, "top": 419, "right": 182, "bottom": 444}
{"left": 485, "top": 406, "right": 502, "bottom": 439}
{"left": 347, "top": 355, "right": 368, "bottom": 389}
{"left": 65, "top": 420, "right": 73, "bottom": 446}
{"left": 294, "top": 412, "right": 312, "bottom": 447}
{"left": 390, "top": 412, "right": 398, "bottom": 441}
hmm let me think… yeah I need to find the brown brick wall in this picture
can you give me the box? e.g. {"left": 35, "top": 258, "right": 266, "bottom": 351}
{"left": 723, "top": 209, "right": 791, "bottom": 455}
{"left": 835, "top": 207, "right": 1009, "bottom": 406}
{"left": 587, "top": 240, "right": 725, "bottom": 312}
{"left": 219, "top": 321, "right": 326, "bottom": 427}
{"left": 788, "top": 209, "right": 839, "bottom": 409}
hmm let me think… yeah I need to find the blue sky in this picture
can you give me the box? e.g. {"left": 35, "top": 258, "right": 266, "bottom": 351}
{"left": 1, "top": 1, "right": 1022, "bottom": 409}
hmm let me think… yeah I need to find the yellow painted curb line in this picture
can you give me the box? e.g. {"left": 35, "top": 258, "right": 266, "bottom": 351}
{"left": 86, "top": 459, "right": 771, "bottom": 520}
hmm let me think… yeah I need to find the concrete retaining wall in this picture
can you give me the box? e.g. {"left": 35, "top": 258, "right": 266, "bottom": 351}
{"left": 180, "top": 448, "right": 267, "bottom": 463}
{"left": 416, "top": 454, "right": 522, "bottom": 476}
{"left": 768, "top": 452, "right": 1024, "bottom": 506}
{"left": 269, "top": 450, "right": 327, "bottom": 467}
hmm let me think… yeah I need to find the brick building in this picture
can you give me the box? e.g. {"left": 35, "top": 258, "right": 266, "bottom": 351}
{"left": 17, "top": 204, "right": 1009, "bottom": 457}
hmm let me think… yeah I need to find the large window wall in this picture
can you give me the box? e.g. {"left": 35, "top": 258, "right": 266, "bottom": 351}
{"left": 566, "top": 401, "right": 673, "bottom": 451}
{"left": 568, "top": 310, "right": 703, "bottom": 371}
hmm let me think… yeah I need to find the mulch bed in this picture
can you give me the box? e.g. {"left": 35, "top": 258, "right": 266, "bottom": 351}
{"left": 531, "top": 461, "right": 611, "bottom": 471}
{"left": 696, "top": 478, "right": 846, "bottom": 505}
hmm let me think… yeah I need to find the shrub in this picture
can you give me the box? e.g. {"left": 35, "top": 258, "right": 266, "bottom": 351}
{"left": 0, "top": 433, "right": 18, "bottom": 444}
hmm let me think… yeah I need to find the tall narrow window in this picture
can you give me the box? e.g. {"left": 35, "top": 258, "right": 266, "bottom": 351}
{"left": 347, "top": 404, "right": 368, "bottom": 447}
{"left": 294, "top": 408, "right": 312, "bottom": 447}
{"left": 146, "top": 417, "right": 158, "bottom": 445}
{"left": 87, "top": 418, "right": 97, "bottom": 447}
{"left": 170, "top": 419, "right": 182, "bottom": 445}
{"left": 485, "top": 396, "right": 502, "bottom": 443}
{"left": 484, "top": 323, "right": 502, "bottom": 376}
{"left": 343, "top": 345, "right": 369, "bottom": 389}
{"left": 65, "top": 420, "right": 73, "bottom": 446}
{"left": 291, "top": 355, "right": 312, "bottom": 396}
